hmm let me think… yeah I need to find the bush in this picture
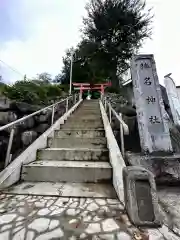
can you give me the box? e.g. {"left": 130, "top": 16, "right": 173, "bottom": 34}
{"left": 3, "top": 80, "right": 62, "bottom": 105}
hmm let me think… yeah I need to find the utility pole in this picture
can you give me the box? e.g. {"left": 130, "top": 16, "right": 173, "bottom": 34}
{"left": 69, "top": 50, "right": 75, "bottom": 95}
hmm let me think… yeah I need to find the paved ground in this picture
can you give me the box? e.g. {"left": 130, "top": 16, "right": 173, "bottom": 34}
{"left": 0, "top": 193, "right": 149, "bottom": 240}
{"left": 0, "top": 193, "right": 180, "bottom": 240}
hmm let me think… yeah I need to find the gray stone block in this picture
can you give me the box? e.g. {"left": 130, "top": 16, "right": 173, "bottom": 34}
{"left": 123, "top": 166, "right": 161, "bottom": 227}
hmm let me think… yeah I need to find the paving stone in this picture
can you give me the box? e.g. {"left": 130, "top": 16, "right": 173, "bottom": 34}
{"left": 0, "top": 231, "right": 10, "bottom": 240}
{"left": 49, "top": 205, "right": 58, "bottom": 211}
{"left": 38, "top": 208, "right": 51, "bottom": 216}
{"left": 55, "top": 198, "right": 70, "bottom": 206}
{"left": 102, "top": 219, "right": 119, "bottom": 232}
{"left": 107, "top": 199, "right": 120, "bottom": 204}
{"left": 1, "top": 224, "right": 12, "bottom": 231}
{"left": 34, "top": 202, "right": 46, "bottom": 208}
{"left": 117, "top": 232, "right": 131, "bottom": 240}
{"left": 66, "top": 208, "right": 80, "bottom": 216}
{"left": 93, "top": 216, "right": 102, "bottom": 221}
{"left": 16, "top": 216, "right": 25, "bottom": 221}
{"left": 99, "top": 234, "right": 115, "bottom": 240}
{"left": 87, "top": 202, "right": 99, "bottom": 211}
{"left": 35, "top": 228, "right": 64, "bottom": 240}
{"left": 13, "top": 226, "right": 23, "bottom": 234}
{"left": 69, "top": 236, "right": 76, "bottom": 240}
{"left": 46, "top": 199, "right": 54, "bottom": 207}
{"left": 50, "top": 208, "right": 65, "bottom": 216}
{"left": 86, "top": 223, "right": 101, "bottom": 234}
{"left": 69, "top": 201, "right": 79, "bottom": 208}
{"left": 13, "top": 228, "right": 26, "bottom": 240}
{"left": 0, "top": 214, "right": 16, "bottom": 224}
{"left": 26, "top": 231, "right": 35, "bottom": 240}
{"left": 83, "top": 215, "right": 92, "bottom": 222}
{"left": 29, "top": 218, "right": 50, "bottom": 233}
{"left": 95, "top": 199, "right": 107, "bottom": 206}
{"left": 49, "top": 220, "right": 59, "bottom": 230}
{"left": 80, "top": 233, "right": 87, "bottom": 239}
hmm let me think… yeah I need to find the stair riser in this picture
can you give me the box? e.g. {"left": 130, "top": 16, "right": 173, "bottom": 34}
{"left": 38, "top": 149, "right": 109, "bottom": 161}
{"left": 22, "top": 166, "right": 112, "bottom": 183}
{"left": 55, "top": 130, "right": 105, "bottom": 138}
{"left": 75, "top": 109, "right": 100, "bottom": 113}
{"left": 70, "top": 116, "right": 102, "bottom": 120}
{"left": 48, "top": 138, "right": 106, "bottom": 149}
{"left": 61, "top": 124, "right": 104, "bottom": 129}
{"left": 63, "top": 122, "right": 102, "bottom": 125}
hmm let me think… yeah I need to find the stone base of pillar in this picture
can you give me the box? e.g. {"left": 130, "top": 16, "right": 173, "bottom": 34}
{"left": 123, "top": 166, "right": 161, "bottom": 227}
{"left": 125, "top": 151, "right": 180, "bottom": 185}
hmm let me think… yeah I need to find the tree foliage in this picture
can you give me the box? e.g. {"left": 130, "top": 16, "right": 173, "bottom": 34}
{"left": 60, "top": 0, "right": 152, "bottom": 88}
{"left": 3, "top": 80, "right": 63, "bottom": 105}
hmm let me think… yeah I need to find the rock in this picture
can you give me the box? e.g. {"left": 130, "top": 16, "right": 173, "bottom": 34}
{"left": 0, "top": 97, "right": 11, "bottom": 111}
{"left": 0, "top": 111, "right": 17, "bottom": 125}
{"left": 18, "top": 116, "right": 35, "bottom": 129}
{"left": 10, "top": 102, "right": 41, "bottom": 115}
{"left": 21, "top": 131, "right": 37, "bottom": 146}
{"left": 35, "top": 109, "right": 52, "bottom": 123}
{"left": 35, "top": 124, "right": 49, "bottom": 134}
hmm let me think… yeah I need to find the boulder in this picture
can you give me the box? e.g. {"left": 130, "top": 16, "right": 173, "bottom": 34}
{"left": 17, "top": 116, "right": 35, "bottom": 129}
{"left": 21, "top": 131, "right": 37, "bottom": 146}
{"left": 0, "top": 111, "right": 17, "bottom": 125}
{"left": 10, "top": 101, "right": 42, "bottom": 115}
{"left": 0, "top": 97, "right": 11, "bottom": 112}
{"left": 35, "top": 109, "right": 52, "bottom": 123}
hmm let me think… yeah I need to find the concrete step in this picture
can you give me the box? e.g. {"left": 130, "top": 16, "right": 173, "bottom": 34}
{"left": 4, "top": 182, "right": 116, "bottom": 198}
{"left": 61, "top": 124, "right": 104, "bottom": 130}
{"left": 75, "top": 109, "right": 100, "bottom": 113}
{"left": 22, "top": 161, "right": 112, "bottom": 183}
{"left": 37, "top": 148, "right": 109, "bottom": 161}
{"left": 70, "top": 116, "right": 102, "bottom": 120}
{"left": 48, "top": 137, "right": 107, "bottom": 149}
{"left": 65, "top": 119, "right": 103, "bottom": 124}
{"left": 55, "top": 129, "right": 105, "bottom": 138}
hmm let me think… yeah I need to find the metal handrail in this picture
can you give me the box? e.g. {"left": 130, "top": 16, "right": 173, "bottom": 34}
{"left": 0, "top": 95, "right": 72, "bottom": 132}
{"left": 108, "top": 103, "right": 129, "bottom": 135}
{"left": 102, "top": 96, "right": 129, "bottom": 157}
{"left": 1, "top": 93, "right": 79, "bottom": 168}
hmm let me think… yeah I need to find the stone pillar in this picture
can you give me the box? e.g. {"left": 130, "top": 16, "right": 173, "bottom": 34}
{"left": 164, "top": 75, "right": 180, "bottom": 126}
{"left": 130, "top": 54, "right": 172, "bottom": 154}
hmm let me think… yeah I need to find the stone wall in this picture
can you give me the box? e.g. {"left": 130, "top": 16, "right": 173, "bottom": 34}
{"left": 0, "top": 96, "right": 74, "bottom": 170}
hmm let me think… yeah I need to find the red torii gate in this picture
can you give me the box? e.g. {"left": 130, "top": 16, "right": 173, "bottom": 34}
{"left": 72, "top": 82, "right": 111, "bottom": 97}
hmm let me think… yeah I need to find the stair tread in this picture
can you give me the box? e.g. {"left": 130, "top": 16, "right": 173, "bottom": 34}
{"left": 40, "top": 148, "right": 108, "bottom": 152}
{"left": 57, "top": 129, "right": 105, "bottom": 131}
{"left": 49, "top": 137, "right": 106, "bottom": 140}
{"left": 3, "top": 182, "right": 116, "bottom": 198}
{"left": 25, "top": 160, "right": 111, "bottom": 168}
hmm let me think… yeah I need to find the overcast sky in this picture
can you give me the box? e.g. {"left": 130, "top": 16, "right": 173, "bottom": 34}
{"left": 0, "top": 0, "right": 180, "bottom": 85}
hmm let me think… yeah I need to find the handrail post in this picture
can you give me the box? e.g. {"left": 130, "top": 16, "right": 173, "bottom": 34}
{"left": 119, "top": 113, "right": 125, "bottom": 158}
{"left": 51, "top": 105, "right": 55, "bottom": 125}
{"left": 104, "top": 98, "right": 107, "bottom": 112}
{"left": 5, "top": 127, "right": 15, "bottom": 167}
{"left": 74, "top": 94, "right": 76, "bottom": 105}
{"left": 109, "top": 105, "right": 112, "bottom": 124}
{"left": 66, "top": 97, "right": 69, "bottom": 113}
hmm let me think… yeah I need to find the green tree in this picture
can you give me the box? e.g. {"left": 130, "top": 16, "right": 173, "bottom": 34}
{"left": 37, "top": 72, "right": 52, "bottom": 83}
{"left": 82, "top": 0, "right": 152, "bottom": 87}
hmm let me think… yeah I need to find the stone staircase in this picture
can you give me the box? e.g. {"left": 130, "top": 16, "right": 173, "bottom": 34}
{"left": 6, "top": 100, "right": 116, "bottom": 198}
